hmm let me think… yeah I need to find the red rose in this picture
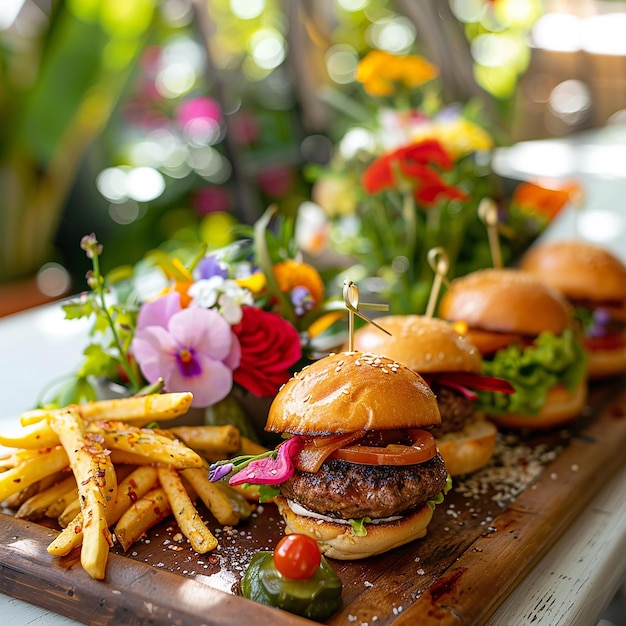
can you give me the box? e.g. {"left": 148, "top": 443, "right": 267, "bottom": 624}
{"left": 232, "top": 306, "right": 302, "bottom": 397}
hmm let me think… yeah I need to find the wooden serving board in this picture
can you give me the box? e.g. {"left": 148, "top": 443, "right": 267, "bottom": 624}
{"left": 1, "top": 378, "right": 625, "bottom": 626}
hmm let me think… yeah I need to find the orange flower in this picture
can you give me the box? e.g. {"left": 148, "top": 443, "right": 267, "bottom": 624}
{"left": 512, "top": 181, "right": 583, "bottom": 221}
{"left": 273, "top": 260, "right": 325, "bottom": 313}
{"left": 356, "top": 50, "right": 439, "bottom": 97}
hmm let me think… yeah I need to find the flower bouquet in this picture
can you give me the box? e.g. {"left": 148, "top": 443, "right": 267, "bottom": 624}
{"left": 44, "top": 209, "right": 345, "bottom": 438}
{"left": 304, "top": 50, "right": 578, "bottom": 314}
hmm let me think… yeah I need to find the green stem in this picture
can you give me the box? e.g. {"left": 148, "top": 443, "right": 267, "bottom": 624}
{"left": 92, "top": 252, "right": 141, "bottom": 391}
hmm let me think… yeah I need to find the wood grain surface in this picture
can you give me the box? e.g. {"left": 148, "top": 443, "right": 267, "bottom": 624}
{"left": 1, "top": 378, "right": 625, "bottom": 626}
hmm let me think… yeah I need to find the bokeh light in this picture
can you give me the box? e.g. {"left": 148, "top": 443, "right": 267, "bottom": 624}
{"left": 36, "top": 262, "right": 71, "bottom": 298}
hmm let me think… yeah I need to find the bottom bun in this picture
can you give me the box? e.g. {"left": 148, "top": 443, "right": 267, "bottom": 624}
{"left": 587, "top": 344, "right": 626, "bottom": 379}
{"left": 274, "top": 496, "right": 433, "bottom": 560}
{"left": 435, "top": 415, "right": 497, "bottom": 476}
{"left": 488, "top": 382, "right": 587, "bottom": 430}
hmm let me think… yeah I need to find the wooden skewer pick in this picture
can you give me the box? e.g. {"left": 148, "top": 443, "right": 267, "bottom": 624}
{"left": 425, "top": 247, "right": 450, "bottom": 319}
{"left": 478, "top": 198, "right": 503, "bottom": 269}
{"left": 342, "top": 280, "right": 390, "bottom": 352}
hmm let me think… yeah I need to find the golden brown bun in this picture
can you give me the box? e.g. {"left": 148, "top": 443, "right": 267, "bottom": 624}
{"left": 266, "top": 351, "right": 441, "bottom": 436}
{"left": 520, "top": 240, "right": 626, "bottom": 302}
{"left": 587, "top": 341, "right": 626, "bottom": 379}
{"left": 349, "top": 315, "right": 482, "bottom": 375}
{"left": 439, "top": 268, "right": 572, "bottom": 336}
{"left": 274, "top": 495, "right": 433, "bottom": 560}
{"left": 435, "top": 415, "right": 497, "bottom": 476}
{"left": 487, "top": 382, "right": 587, "bottom": 430}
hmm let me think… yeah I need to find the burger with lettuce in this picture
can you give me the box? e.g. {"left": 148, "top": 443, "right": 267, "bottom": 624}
{"left": 520, "top": 239, "right": 626, "bottom": 379}
{"left": 438, "top": 268, "right": 588, "bottom": 430}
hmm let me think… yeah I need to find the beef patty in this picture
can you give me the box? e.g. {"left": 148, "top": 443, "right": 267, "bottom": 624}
{"left": 430, "top": 384, "right": 475, "bottom": 434}
{"left": 280, "top": 452, "right": 447, "bottom": 520}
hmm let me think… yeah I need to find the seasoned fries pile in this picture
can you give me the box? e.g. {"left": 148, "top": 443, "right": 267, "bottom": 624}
{"left": 0, "top": 392, "right": 263, "bottom": 580}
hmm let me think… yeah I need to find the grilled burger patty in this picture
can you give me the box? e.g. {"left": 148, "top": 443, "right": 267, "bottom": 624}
{"left": 431, "top": 384, "right": 475, "bottom": 434}
{"left": 280, "top": 453, "right": 448, "bottom": 520}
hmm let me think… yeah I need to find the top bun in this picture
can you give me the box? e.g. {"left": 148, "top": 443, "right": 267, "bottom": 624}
{"left": 520, "top": 239, "right": 626, "bottom": 302}
{"left": 266, "top": 351, "right": 441, "bottom": 436}
{"left": 439, "top": 268, "right": 572, "bottom": 336}
{"left": 350, "top": 315, "right": 482, "bottom": 375}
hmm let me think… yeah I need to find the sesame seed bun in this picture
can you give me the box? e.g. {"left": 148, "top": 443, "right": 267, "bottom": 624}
{"left": 520, "top": 239, "right": 626, "bottom": 303}
{"left": 266, "top": 351, "right": 441, "bottom": 436}
{"left": 350, "top": 315, "right": 482, "bottom": 375}
{"left": 438, "top": 268, "right": 572, "bottom": 337}
{"left": 274, "top": 495, "right": 434, "bottom": 560}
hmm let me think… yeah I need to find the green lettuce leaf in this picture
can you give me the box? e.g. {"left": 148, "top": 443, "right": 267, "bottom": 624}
{"left": 476, "top": 329, "right": 587, "bottom": 416}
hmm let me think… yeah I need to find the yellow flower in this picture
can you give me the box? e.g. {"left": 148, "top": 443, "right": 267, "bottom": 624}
{"left": 409, "top": 117, "right": 494, "bottom": 159}
{"left": 356, "top": 50, "right": 439, "bottom": 97}
{"left": 273, "top": 260, "right": 325, "bottom": 309}
{"left": 236, "top": 271, "right": 267, "bottom": 296}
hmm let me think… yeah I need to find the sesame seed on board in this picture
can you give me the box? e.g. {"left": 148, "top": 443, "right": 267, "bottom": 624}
{"left": 453, "top": 433, "right": 562, "bottom": 507}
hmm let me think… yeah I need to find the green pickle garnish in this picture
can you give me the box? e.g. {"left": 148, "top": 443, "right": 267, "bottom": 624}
{"left": 241, "top": 551, "right": 343, "bottom": 622}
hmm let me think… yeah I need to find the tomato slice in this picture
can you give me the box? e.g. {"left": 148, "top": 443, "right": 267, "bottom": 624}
{"left": 329, "top": 429, "right": 436, "bottom": 466}
{"left": 585, "top": 332, "right": 626, "bottom": 351}
{"left": 295, "top": 431, "right": 366, "bottom": 473}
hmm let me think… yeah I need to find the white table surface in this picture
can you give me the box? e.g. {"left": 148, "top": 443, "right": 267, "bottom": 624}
{"left": 2, "top": 126, "right": 626, "bottom": 625}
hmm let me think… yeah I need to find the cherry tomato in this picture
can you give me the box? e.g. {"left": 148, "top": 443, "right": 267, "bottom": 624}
{"left": 273, "top": 534, "right": 321, "bottom": 580}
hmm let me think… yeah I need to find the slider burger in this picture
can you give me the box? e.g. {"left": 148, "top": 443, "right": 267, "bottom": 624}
{"left": 217, "top": 351, "right": 450, "bottom": 560}
{"left": 439, "top": 268, "right": 588, "bottom": 430}
{"left": 350, "top": 315, "right": 515, "bottom": 476}
{"left": 520, "top": 239, "right": 626, "bottom": 379}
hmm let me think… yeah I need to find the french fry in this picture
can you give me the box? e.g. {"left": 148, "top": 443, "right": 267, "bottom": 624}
{"left": 89, "top": 421, "right": 204, "bottom": 469}
{"left": 0, "top": 446, "right": 69, "bottom": 503}
{"left": 180, "top": 467, "right": 251, "bottom": 526}
{"left": 106, "top": 465, "right": 159, "bottom": 524}
{"left": 114, "top": 487, "right": 171, "bottom": 551}
{"left": 21, "top": 392, "right": 194, "bottom": 427}
{"left": 157, "top": 465, "right": 217, "bottom": 553}
{"left": 47, "top": 512, "right": 84, "bottom": 556}
{"left": 0, "top": 420, "right": 60, "bottom": 449}
{"left": 239, "top": 436, "right": 269, "bottom": 456}
{"left": 15, "top": 475, "right": 76, "bottom": 520}
{"left": 44, "top": 486, "right": 79, "bottom": 520}
{"left": 168, "top": 425, "right": 241, "bottom": 456}
{"left": 49, "top": 409, "right": 117, "bottom": 580}
{"left": 79, "top": 392, "right": 194, "bottom": 424}
{"left": 230, "top": 482, "right": 262, "bottom": 502}
{"left": 58, "top": 498, "right": 81, "bottom": 528}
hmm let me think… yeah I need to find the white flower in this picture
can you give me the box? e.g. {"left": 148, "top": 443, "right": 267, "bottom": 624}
{"left": 188, "top": 276, "right": 253, "bottom": 325}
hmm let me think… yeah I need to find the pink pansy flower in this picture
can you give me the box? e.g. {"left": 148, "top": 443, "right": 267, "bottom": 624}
{"left": 131, "top": 292, "right": 241, "bottom": 407}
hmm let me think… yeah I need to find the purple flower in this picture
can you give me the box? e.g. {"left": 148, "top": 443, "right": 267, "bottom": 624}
{"left": 209, "top": 462, "right": 234, "bottom": 482}
{"left": 290, "top": 285, "right": 315, "bottom": 316}
{"left": 197, "top": 255, "right": 229, "bottom": 280}
{"left": 131, "top": 292, "right": 241, "bottom": 407}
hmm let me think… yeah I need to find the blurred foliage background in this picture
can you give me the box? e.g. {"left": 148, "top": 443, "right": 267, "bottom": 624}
{"left": 2, "top": 0, "right": 625, "bottom": 307}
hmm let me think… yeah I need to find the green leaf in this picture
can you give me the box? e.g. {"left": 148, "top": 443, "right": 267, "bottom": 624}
{"left": 257, "top": 484, "right": 281, "bottom": 503}
{"left": 63, "top": 299, "right": 97, "bottom": 320}
{"left": 77, "top": 343, "right": 118, "bottom": 379}
{"left": 348, "top": 517, "right": 371, "bottom": 537}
